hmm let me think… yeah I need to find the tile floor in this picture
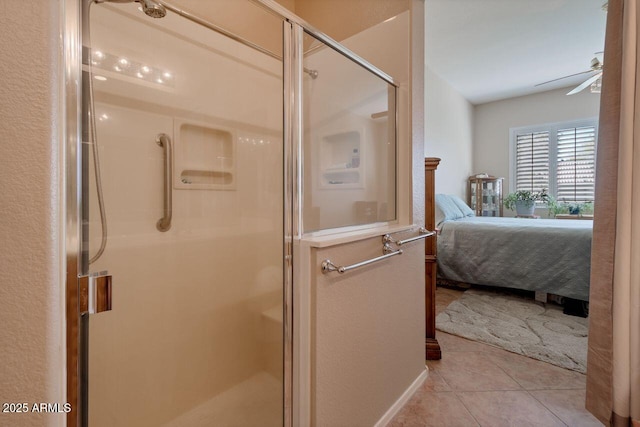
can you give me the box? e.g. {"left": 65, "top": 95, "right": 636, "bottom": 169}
{"left": 390, "top": 286, "right": 603, "bottom": 427}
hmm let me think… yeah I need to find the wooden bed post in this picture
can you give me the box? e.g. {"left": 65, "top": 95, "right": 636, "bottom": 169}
{"left": 425, "top": 157, "right": 441, "bottom": 360}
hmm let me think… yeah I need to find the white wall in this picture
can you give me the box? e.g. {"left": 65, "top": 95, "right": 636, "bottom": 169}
{"left": 0, "top": 2, "right": 65, "bottom": 427}
{"left": 474, "top": 86, "right": 601, "bottom": 194}
{"left": 424, "top": 66, "right": 474, "bottom": 197}
{"left": 294, "top": 0, "right": 409, "bottom": 44}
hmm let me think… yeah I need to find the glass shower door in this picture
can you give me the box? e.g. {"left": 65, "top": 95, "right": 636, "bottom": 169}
{"left": 301, "top": 31, "right": 397, "bottom": 233}
{"left": 81, "top": 2, "right": 285, "bottom": 426}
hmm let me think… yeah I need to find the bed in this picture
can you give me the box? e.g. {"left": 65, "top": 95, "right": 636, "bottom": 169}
{"left": 435, "top": 194, "right": 593, "bottom": 302}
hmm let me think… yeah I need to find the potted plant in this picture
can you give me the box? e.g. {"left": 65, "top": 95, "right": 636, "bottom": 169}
{"left": 547, "top": 197, "right": 595, "bottom": 218}
{"left": 546, "top": 196, "right": 568, "bottom": 218}
{"left": 503, "top": 189, "right": 550, "bottom": 216}
{"left": 567, "top": 202, "right": 582, "bottom": 215}
{"left": 564, "top": 201, "right": 594, "bottom": 216}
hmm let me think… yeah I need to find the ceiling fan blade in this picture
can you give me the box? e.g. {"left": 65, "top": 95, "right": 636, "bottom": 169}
{"left": 567, "top": 73, "right": 603, "bottom": 95}
{"left": 535, "top": 70, "right": 595, "bottom": 87}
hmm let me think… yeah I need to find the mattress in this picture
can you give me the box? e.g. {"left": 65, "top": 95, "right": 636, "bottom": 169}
{"left": 436, "top": 216, "right": 593, "bottom": 301}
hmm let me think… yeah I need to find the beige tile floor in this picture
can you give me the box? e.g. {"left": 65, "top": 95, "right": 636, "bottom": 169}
{"left": 390, "top": 286, "right": 603, "bottom": 427}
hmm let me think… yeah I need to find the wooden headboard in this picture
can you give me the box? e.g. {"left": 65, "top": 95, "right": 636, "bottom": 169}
{"left": 425, "top": 157, "right": 441, "bottom": 360}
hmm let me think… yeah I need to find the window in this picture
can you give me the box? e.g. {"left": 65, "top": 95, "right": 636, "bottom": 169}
{"left": 510, "top": 119, "right": 598, "bottom": 203}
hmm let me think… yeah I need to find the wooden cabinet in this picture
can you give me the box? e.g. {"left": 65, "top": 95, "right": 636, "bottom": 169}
{"left": 468, "top": 176, "right": 504, "bottom": 217}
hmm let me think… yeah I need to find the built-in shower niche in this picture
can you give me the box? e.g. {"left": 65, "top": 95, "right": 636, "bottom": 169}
{"left": 174, "top": 120, "right": 236, "bottom": 190}
{"left": 319, "top": 129, "right": 363, "bottom": 189}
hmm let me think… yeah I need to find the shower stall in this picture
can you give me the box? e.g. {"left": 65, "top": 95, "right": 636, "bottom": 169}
{"left": 65, "top": 0, "right": 402, "bottom": 426}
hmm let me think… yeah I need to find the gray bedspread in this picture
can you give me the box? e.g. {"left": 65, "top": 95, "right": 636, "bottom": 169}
{"left": 437, "top": 217, "right": 592, "bottom": 301}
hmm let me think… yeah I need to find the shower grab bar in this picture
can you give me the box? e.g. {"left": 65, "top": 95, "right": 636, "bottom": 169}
{"left": 383, "top": 227, "right": 435, "bottom": 246}
{"left": 321, "top": 243, "right": 402, "bottom": 274}
{"left": 156, "top": 133, "right": 172, "bottom": 232}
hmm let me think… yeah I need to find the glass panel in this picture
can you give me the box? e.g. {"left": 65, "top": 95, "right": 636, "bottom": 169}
{"left": 302, "top": 32, "right": 397, "bottom": 233}
{"left": 85, "top": 2, "right": 284, "bottom": 426}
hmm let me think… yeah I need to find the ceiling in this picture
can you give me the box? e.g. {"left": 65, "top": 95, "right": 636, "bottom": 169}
{"left": 425, "top": 0, "right": 608, "bottom": 105}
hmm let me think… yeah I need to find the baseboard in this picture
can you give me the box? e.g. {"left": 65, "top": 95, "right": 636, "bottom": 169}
{"left": 374, "top": 368, "right": 428, "bottom": 427}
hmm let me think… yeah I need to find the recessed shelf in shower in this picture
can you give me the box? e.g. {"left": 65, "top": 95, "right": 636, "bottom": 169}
{"left": 319, "top": 129, "right": 363, "bottom": 189}
{"left": 173, "top": 119, "right": 236, "bottom": 190}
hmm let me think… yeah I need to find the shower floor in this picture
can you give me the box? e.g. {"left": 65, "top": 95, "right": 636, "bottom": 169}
{"left": 162, "top": 372, "right": 282, "bottom": 427}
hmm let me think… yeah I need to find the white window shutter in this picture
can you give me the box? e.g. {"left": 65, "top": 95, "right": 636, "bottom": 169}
{"left": 556, "top": 126, "right": 596, "bottom": 202}
{"left": 515, "top": 131, "right": 550, "bottom": 193}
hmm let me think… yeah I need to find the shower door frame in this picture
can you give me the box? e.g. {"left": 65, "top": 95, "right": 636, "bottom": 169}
{"left": 64, "top": 1, "right": 399, "bottom": 426}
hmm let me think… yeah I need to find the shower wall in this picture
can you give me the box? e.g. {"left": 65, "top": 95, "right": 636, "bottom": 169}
{"left": 86, "top": 4, "right": 283, "bottom": 426}
{"left": 310, "top": 237, "right": 425, "bottom": 426}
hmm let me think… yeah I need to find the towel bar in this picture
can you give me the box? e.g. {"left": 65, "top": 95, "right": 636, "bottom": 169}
{"left": 321, "top": 243, "right": 402, "bottom": 274}
{"left": 383, "top": 227, "right": 435, "bottom": 246}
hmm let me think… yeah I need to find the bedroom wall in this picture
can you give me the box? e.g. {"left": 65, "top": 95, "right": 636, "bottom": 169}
{"left": 425, "top": 66, "right": 474, "bottom": 197}
{"left": 473, "top": 86, "right": 601, "bottom": 197}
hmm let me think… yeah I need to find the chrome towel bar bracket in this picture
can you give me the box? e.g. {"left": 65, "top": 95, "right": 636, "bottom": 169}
{"left": 321, "top": 243, "right": 402, "bottom": 274}
{"left": 383, "top": 227, "right": 435, "bottom": 246}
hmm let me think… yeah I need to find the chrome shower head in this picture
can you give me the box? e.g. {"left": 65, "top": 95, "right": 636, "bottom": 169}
{"left": 95, "top": 0, "right": 166, "bottom": 19}
{"left": 139, "top": 0, "right": 166, "bottom": 18}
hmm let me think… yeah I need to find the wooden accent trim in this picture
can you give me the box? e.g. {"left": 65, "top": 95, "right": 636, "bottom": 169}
{"left": 424, "top": 157, "right": 441, "bottom": 360}
{"left": 66, "top": 263, "right": 79, "bottom": 427}
{"left": 424, "top": 157, "right": 441, "bottom": 170}
{"left": 426, "top": 338, "right": 442, "bottom": 360}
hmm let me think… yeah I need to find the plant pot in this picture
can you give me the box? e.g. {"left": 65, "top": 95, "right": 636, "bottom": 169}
{"left": 515, "top": 200, "right": 535, "bottom": 216}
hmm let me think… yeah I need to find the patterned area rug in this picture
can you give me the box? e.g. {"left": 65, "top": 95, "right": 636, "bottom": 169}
{"left": 436, "top": 289, "right": 588, "bottom": 373}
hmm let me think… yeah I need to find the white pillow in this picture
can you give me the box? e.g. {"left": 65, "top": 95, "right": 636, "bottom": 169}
{"left": 434, "top": 194, "right": 475, "bottom": 226}
{"left": 435, "top": 194, "right": 466, "bottom": 226}
{"left": 449, "top": 195, "right": 475, "bottom": 217}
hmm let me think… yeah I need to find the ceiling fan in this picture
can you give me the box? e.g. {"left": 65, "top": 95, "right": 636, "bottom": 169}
{"left": 535, "top": 56, "right": 604, "bottom": 95}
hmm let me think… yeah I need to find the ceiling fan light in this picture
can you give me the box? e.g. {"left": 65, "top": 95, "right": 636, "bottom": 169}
{"left": 590, "top": 78, "right": 602, "bottom": 94}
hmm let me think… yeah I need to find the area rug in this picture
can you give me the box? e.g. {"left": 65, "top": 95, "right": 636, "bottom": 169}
{"left": 435, "top": 289, "right": 588, "bottom": 373}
